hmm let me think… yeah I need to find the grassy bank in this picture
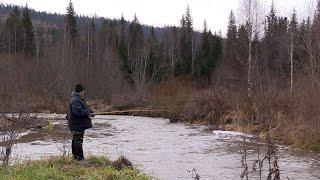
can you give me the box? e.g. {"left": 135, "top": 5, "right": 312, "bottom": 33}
{"left": 0, "top": 156, "right": 149, "bottom": 180}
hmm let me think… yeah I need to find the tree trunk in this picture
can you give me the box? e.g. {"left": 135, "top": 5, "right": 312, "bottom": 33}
{"left": 36, "top": 32, "right": 40, "bottom": 61}
{"left": 248, "top": 39, "right": 253, "bottom": 98}
{"left": 290, "top": 32, "right": 294, "bottom": 92}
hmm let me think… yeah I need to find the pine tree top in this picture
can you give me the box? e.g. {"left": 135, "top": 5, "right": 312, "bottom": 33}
{"left": 67, "top": 1, "right": 76, "bottom": 17}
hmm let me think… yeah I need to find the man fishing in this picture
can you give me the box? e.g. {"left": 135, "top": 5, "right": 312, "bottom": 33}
{"left": 66, "top": 84, "right": 95, "bottom": 161}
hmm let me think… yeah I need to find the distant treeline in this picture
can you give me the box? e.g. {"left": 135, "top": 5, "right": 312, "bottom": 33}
{"left": 1, "top": 1, "right": 320, "bottom": 99}
{"left": 0, "top": 2, "right": 224, "bottom": 102}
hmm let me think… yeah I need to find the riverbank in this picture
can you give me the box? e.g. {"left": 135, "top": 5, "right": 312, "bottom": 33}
{"left": 3, "top": 77, "right": 318, "bottom": 153}
{"left": 86, "top": 85, "right": 320, "bottom": 153}
{"left": 0, "top": 156, "right": 149, "bottom": 180}
{"left": 5, "top": 115, "right": 320, "bottom": 179}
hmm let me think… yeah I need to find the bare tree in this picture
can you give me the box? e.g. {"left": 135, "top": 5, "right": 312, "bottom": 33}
{"left": 132, "top": 41, "right": 150, "bottom": 101}
{"left": 290, "top": 31, "right": 294, "bottom": 92}
{"left": 0, "top": 127, "right": 18, "bottom": 166}
{"left": 239, "top": 0, "right": 264, "bottom": 98}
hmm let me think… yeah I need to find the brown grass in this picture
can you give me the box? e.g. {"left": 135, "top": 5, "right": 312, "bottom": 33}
{"left": 149, "top": 77, "right": 197, "bottom": 118}
{"left": 227, "top": 82, "right": 320, "bottom": 151}
{"left": 177, "top": 79, "right": 320, "bottom": 152}
{"left": 183, "top": 88, "right": 231, "bottom": 125}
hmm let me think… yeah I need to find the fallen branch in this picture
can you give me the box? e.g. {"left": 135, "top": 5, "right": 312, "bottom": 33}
{"left": 96, "top": 110, "right": 171, "bottom": 117}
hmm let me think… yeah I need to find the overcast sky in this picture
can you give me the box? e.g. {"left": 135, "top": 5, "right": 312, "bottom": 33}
{"left": 0, "top": 0, "right": 316, "bottom": 35}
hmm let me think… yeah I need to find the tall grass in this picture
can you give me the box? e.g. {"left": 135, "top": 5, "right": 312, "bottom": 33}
{"left": 180, "top": 81, "right": 320, "bottom": 152}
{"left": 149, "top": 77, "right": 196, "bottom": 118}
{"left": 183, "top": 88, "right": 231, "bottom": 125}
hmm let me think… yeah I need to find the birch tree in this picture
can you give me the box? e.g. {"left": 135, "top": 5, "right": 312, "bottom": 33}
{"left": 239, "top": 0, "right": 264, "bottom": 98}
{"left": 289, "top": 10, "right": 298, "bottom": 92}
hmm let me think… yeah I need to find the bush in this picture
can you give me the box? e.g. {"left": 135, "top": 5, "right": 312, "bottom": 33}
{"left": 183, "top": 88, "right": 231, "bottom": 125}
{"left": 149, "top": 77, "right": 196, "bottom": 118}
{"left": 112, "top": 156, "right": 133, "bottom": 171}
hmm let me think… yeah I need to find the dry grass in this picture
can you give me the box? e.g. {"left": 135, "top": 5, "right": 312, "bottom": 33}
{"left": 149, "top": 77, "right": 196, "bottom": 118}
{"left": 225, "top": 82, "right": 320, "bottom": 152}
{"left": 272, "top": 82, "right": 320, "bottom": 151}
{"left": 183, "top": 88, "right": 231, "bottom": 125}
{"left": 177, "top": 79, "right": 320, "bottom": 152}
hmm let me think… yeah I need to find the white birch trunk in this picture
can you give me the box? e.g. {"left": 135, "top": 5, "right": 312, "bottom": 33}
{"left": 290, "top": 32, "right": 294, "bottom": 92}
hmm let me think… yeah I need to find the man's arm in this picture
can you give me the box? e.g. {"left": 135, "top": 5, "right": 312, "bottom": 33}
{"left": 71, "top": 100, "right": 90, "bottom": 117}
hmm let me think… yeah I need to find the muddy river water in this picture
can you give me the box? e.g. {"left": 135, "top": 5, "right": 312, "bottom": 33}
{"left": 8, "top": 115, "right": 320, "bottom": 179}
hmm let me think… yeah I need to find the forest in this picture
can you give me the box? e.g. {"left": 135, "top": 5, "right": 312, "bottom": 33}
{"left": 0, "top": 0, "right": 320, "bottom": 152}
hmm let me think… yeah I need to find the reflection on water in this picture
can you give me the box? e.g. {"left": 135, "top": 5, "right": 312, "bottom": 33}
{"left": 9, "top": 115, "right": 320, "bottom": 180}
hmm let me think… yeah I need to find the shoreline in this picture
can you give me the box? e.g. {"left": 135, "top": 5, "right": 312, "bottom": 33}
{"left": 2, "top": 108, "right": 320, "bottom": 153}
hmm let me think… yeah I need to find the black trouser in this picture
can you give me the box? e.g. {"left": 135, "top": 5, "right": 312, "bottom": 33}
{"left": 71, "top": 130, "right": 85, "bottom": 160}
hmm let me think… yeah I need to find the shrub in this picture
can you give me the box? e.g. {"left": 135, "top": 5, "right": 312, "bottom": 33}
{"left": 112, "top": 156, "right": 133, "bottom": 171}
{"left": 149, "top": 77, "right": 196, "bottom": 118}
{"left": 183, "top": 88, "right": 231, "bottom": 125}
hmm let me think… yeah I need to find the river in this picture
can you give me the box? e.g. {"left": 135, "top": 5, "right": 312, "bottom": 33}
{"left": 8, "top": 115, "right": 320, "bottom": 179}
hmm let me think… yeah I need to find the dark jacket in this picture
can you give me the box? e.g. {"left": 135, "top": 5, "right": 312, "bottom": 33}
{"left": 67, "top": 92, "right": 93, "bottom": 131}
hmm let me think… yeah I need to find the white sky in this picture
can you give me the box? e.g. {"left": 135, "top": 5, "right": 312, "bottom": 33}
{"left": 0, "top": 0, "right": 316, "bottom": 35}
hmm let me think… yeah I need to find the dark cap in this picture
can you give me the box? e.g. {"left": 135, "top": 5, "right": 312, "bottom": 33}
{"left": 75, "top": 84, "right": 85, "bottom": 93}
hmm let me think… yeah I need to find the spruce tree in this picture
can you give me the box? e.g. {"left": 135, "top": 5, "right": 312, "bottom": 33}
{"left": 237, "top": 24, "right": 249, "bottom": 69}
{"left": 65, "top": 0, "right": 78, "bottom": 45}
{"left": 226, "top": 11, "right": 237, "bottom": 62}
{"left": 289, "top": 10, "right": 300, "bottom": 68}
{"left": 21, "top": 4, "right": 35, "bottom": 55}
{"left": 147, "top": 27, "right": 161, "bottom": 81}
{"left": 196, "top": 21, "right": 211, "bottom": 79}
{"left": 127, "top": 14, "right": 143, "bottom": 84}
{"left": 175, "top": 5, "right": 193, "bottom": 76}
{"left": 196, "top": 21, "right": 222, "bottom": 84}
{"left": 128, "top": 14, "right": 143, "bottom": 60}
{"left": 118, "top": 15, "right": 131, "bottom": 79}
{"left": 309, "top": 2, "right": 320, "bottom": 77}
{"left": 265, "top": 3, "right": 279, "bottom": 74}
{"left": 5, "top": 6, "right": 22, "bottom": 53}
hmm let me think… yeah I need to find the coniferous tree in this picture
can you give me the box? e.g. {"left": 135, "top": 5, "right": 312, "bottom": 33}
{"left": 147, "top": 27, "right": 160, "bottom": 81}
{"left": 311, "top": 1, "right": 320, "bottom": 75}
{"left": 196, "top": 21, "right": 222, "bottom": 84}
{"left": 21, "top": 4, "right": 35, "bottom": 55}
{"left": 65, "top": 0, "right": 78, "bottom": 46}
{"left": 128, "top": 15, "right": 143, "bottom": 58}
{"left": 278, "top": 17, "right": 289, "bottom": 77}
{"left": 289, "top": 11, "right": 298, "bottom": 38}
{"left": 63, "top": 0, "right": 79, "bottom": 65}
{"left": 128, "top": 14, "right": 144, "bottom": 85}
{"left": 226, "top": 11, "right": 238, "bottom": 64}
{"left": 5, "top": 6, "right": 22, "bottom": 53}
{"left": 118, "top": 15, "right": 131, "bottom": 80}
{"left": 237, "top": 24, "right": 249, "bottom": 72}
{"left": 297, "top": 19, "right": 309, "bottom": 70}
{"left": 175, "top": 5, "right": 193, "bottom": 76}
{"left": 265, "top": 3, "right": 279, "bottom": 74}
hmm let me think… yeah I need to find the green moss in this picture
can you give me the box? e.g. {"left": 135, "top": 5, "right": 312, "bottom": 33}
{"left": 0, "top": 156, "right": 150, "bottom": 180}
